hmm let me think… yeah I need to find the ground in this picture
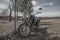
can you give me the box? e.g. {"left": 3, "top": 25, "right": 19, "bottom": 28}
{"left": 0, "top": 19, "right": 60, "bottom": 40}
{"left": 40, "top": 19, "right": 60, "bottom": 37}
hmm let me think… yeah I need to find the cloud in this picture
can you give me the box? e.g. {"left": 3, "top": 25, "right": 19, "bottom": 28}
{"left": 0, "top": 0, "right": 10, "bottom": 10}
{"left": 0, "top": 3, "right": 7, "bottom": 9}
{"left": 32, "top": 1, "right": 37, "bottom": 6}
{"left": 5, "top": 0, "right": 10, "bottom": 2}
{"left": 41, "top": 3, "right": 54, "bottom": 6}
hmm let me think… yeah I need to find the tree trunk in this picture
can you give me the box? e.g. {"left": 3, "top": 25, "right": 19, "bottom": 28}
{"left": 16, "top": 9, "right": 18, "bottom": 22}
{"left": 9, "top": 9, "right": 12, "bottom": 22}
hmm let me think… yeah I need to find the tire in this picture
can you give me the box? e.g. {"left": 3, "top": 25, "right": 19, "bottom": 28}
{"left": 18, "top": 23, "right": 31, "bottom": 37}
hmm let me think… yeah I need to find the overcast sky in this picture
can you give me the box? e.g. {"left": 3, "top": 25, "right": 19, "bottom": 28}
{"left": 0, "top": 0, "right": 60, "bottom": 17}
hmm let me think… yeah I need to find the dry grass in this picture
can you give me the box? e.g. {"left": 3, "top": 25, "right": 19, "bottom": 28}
{"left": 0, "top": 19, "right": 60, "bottom": 40}
{"left": 0, "top": 20, "right": 22, "bottom": 36}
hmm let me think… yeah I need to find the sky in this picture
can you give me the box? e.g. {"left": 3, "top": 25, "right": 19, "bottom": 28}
{"left": 32, "top": 0, "right": 60, "bottom": 17}
{"left": 0, "top": 0, "right": 60, "bottom": 17}
{"left": 0, "top": 0, "right": 10, "bottom": 13}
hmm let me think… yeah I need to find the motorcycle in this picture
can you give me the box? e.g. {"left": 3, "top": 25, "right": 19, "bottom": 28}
{"left": 18, "top": 8, "right": 42, "bottom": 37}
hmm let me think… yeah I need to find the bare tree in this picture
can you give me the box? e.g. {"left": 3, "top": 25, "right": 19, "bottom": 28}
{"left": 8, "top": 0, "right": 13, "bottom": 22}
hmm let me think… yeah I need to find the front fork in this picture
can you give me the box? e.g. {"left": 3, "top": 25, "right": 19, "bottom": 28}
{"left": 31, "top": 22, "right": 39, "bottom": 32}
{"left": 26, "top": 20, "right": 39, "bottom": 32}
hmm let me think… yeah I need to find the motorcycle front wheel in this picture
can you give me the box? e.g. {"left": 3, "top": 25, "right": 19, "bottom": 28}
{"left": 18, "top": 23, "right": 31, "bottom": 37}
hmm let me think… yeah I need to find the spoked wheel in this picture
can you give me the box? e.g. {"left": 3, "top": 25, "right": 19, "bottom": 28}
{"left": 18, "top": 23, "right": 31, "bottom": 37}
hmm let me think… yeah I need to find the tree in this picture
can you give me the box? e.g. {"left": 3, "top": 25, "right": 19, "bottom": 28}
{"left": 9, "top": 5, "right": 12, "bottom": 21}
{"left": 16, "top": 0, "right": 33, "bottom": 17}
{"left": 8, "top": 0, "right": 13, "bottom": 22}
{"left": 9, "top": 0, "right": 33, "bottom": 21}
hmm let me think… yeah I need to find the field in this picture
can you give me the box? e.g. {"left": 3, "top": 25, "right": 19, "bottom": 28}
{"left": 0, "top": 19, "right": 60, "bottom": 40}
{"left": 40, "top": 19, "right": 60, "bottom": 37}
